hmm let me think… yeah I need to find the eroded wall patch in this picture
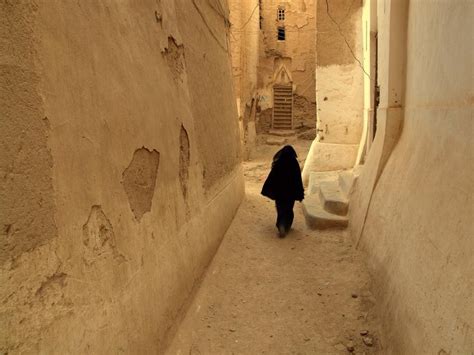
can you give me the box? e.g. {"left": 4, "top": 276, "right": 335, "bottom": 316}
{"left": 82, "top": 205, "right": 126, "bottom": 266}
{"left": 122, "top": 148, "right": 160, "bottom": 221}
{"left": 162, "top": 36, "right": 185, "bottom": 82}
{"left": 179, "top": 125, "right": 190, "bottom": 198}
{"left": 83, "top": 206, "right": 115, "bottom": 254}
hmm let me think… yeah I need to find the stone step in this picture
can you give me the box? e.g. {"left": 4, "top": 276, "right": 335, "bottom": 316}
{"left": 318, "top": 180, "right": 349, "bottom": 216}
{"left": 302, "top": 193, "right": 348, "bottom": 230}
{"left": 269, "top": 129, "right": 295, "bottom": 137}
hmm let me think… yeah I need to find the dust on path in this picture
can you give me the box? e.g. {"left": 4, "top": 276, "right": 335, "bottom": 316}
{"left": 166, "top": 140, "right": 381, "bottom": 354}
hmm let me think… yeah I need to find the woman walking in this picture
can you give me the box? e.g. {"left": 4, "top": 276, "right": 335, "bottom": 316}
{"left": 261, "top": 145, "right": 304, "bottom": 238}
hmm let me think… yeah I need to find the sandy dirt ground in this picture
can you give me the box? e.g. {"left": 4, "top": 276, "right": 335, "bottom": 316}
{"left": 166, "top": 139, "right": 381, "bottom": 354}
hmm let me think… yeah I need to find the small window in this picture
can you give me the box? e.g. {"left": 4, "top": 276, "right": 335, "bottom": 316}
{"left": 277, "top": 27, "right": 285, "bottom": 41}
{"left": 277, "top": 8, "right": 285, "bottom": 21}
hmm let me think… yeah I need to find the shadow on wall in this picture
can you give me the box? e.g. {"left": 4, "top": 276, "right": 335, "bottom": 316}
{"left": 179, "top": 125, "right": 191, "bottom": 198}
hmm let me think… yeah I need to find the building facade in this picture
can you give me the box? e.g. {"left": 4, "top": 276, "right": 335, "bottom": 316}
{"left": 229, "top": 0, "right": 317, "bottom": 153}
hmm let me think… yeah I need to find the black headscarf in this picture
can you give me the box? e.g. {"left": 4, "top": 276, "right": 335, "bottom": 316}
{"left": 261, "top": 145, "right": 304, "bottom": 201}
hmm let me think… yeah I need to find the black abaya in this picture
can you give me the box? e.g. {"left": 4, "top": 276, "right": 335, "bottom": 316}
{"left": 261, "top": 145, "right": 304, "bottom": 237}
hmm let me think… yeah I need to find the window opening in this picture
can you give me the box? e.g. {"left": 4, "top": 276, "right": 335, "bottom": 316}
{"left": 277, "top": 8, "right": 285, "bottom": 21}
{"left": 277, "top": 27, "right": 285, "bottom": 41}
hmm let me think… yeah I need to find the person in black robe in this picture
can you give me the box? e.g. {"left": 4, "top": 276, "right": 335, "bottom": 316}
{"left": 261, "top": 145, "right": 304, "bottom": 238}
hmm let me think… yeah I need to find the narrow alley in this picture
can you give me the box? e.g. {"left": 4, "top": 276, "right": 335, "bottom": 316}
{"left": 166, "top": 141, "right": 381, "bottom": 354}
{"left": 2, "top": 1, "right": 471, "bottom": 353}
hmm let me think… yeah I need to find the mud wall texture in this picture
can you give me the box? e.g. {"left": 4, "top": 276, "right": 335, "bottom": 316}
{"left": 0, "top": 0, "right": 244, "bottom": 353}
{"left": 302, "top": 0, "right": 363, "bottom": 180}
{"left": 229, "top": 0, "right": 260, "bottom": 157}
{"left": 350, "top": 1, "right": 473, "bottom": 353}
{"left": 230, "top": 0, "right": 259, "bottom": 116}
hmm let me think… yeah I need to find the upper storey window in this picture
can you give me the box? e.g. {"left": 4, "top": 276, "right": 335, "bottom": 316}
{"left": 277, "top": 8, "right": 285, "bottom": 21}
{"left": 277, "top": 27, "right": 286, "bottom": 40}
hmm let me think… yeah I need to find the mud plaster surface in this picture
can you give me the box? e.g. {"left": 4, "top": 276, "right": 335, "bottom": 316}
{"left": 0, "top": 1, "right": 57, "bottom": 265}
{"left": 294, "top": 94, "right": 317, "bottom": 127}
{"left": 167, "top": 140, "right": 381, "bottom": 354}
{"left": 316, "top": 0, "right": 361, "bottom": 67}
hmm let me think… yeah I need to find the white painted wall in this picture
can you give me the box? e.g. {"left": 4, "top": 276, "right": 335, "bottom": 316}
{"left": 350, "top": 1, "right": 473, "bottom": 352}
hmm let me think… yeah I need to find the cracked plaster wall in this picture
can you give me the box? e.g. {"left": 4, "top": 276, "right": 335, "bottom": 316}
{"left": 0, "top": 0, "right": 244, "bottom": 353}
